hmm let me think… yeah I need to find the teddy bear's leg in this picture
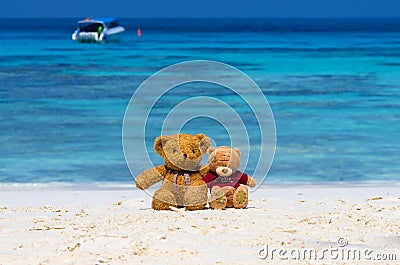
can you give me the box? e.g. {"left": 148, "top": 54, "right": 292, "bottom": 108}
{"left": 220, "top": 186, "right": 235, "bottom": 208}
{"left": 184, "top": 179, "right": 208, "bottom": 211}
{"left": 209, "top": 186, "right": 227, "bottom": 210}
{"left": 233, "top": 185, "right": 249, "bottom": 209}
{"left": 152, "top": 188, "right": 177, "bottom": 210}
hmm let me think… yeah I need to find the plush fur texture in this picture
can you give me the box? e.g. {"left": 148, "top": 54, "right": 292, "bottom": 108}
{"left": 135, "top": 133, "right": 210, "bottom": 211}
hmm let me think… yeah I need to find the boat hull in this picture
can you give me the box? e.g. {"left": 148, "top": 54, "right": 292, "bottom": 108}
{"left": 72, "top": 26, "right": 125, "bottom": 43}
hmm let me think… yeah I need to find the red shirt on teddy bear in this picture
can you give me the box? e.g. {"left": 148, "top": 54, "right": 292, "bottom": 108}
{"left": 203, "top": 170, "right": 249, "bottom": 190}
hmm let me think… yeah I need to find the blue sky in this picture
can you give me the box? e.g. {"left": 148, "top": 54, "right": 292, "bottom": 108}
{"left": 1, "top": 0, "right": 400, "bottom": 17}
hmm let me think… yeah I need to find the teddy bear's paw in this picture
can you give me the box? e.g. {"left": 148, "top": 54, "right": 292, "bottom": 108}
{"left": 220, "top": 186, "right": 235, "bottom": 208}
{"left": 152, "top": 189, "right": 177, "bottom": 210}
{"left": 209, "top": 186, "right": 227, "bottom": 210}
{"left": 233, "top": 186, "right": 249, "bottom": 209}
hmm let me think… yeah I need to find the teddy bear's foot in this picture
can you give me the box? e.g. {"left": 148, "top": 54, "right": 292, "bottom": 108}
{"left": 220, "top": 186, "right": 235, "bottom": 208}
{"left": 183, "top": 183, "right": 208, "bottom": 211}
{"left": 209, "top": 186, "right": 227, "bottom": 210}
{"left": 233, "top": 186, "right": 248, "bottom": 209}
{"left": 152, "top": 189, "right": 177, "bottom": 210}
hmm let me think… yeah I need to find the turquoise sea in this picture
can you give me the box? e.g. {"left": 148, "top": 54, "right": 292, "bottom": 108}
{"left": 1, "top": 18, "right": 400, "bottom": 185}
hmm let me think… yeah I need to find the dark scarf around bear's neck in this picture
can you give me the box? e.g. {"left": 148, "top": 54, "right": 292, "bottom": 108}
{"left": 166, "top": 165, "right": 202, "bottom": 192}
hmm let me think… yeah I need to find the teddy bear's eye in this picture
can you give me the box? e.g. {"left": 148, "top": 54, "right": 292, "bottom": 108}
{"left": 173, "top": 148, "right": 177, "bottom": 154}
{"left": 191, "top": 149, "right": 195, "bottom": 154}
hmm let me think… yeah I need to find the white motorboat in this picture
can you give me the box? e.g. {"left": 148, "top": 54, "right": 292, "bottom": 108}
{"left": 72, "top": 18, "right": 125, "bottom": 43}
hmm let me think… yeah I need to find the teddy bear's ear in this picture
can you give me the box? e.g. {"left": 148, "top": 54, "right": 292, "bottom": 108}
{"left": 206, "top": 147, "right": 215, "bottom": 155}
{"left": 233, "top": 147, "right": 241, "bottom": 157}
{"left": 195, "top": 133, "right": 206, "bottom": 141}
{"left": 196, "top": 134, "right": 210, "bottom": 154}
{"left": 154, "top": 135, "right": 169, "bottom": 156}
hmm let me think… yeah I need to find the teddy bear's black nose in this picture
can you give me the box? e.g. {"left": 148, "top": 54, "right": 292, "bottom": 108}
{"left": 183, "top": 153, "right": 188, "bottom": 158}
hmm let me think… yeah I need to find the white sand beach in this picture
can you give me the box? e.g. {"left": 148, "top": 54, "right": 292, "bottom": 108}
{"left": 0, "top": 185, "right": 399, "bottom": 264}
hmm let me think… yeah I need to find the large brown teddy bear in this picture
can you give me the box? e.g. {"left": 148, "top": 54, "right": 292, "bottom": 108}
{"left": 203, "top": 146, "right": 256, "bottom": 209}
{"left": 135, "top": 133, "right": 210, "bottom": 211}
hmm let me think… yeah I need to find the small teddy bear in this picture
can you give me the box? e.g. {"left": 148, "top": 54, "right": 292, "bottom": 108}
{"left": 135, "top": 133, "right": 210, "bottom": 211}
{"left": 203, "top": 146, "right": 256, "bottom": 209}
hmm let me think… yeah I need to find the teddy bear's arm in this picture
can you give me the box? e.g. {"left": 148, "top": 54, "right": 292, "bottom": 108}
{"left": 199, "top": 164, "right": 210, "bottom": 176}
{"left": 246, "top": 176, "right": 257, "bottom": 187}
{"left": 135, "top": 165, "right": 167, "bottom": 190}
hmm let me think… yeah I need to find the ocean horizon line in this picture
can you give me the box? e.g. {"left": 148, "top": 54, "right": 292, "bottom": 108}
{"left": 0, "top": 180, "right": 399, "bottom": 191}
{"left": 1, "top": 16, "right": 400, "bottom": 19}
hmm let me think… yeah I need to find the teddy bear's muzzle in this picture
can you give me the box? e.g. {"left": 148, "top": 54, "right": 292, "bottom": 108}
{"left": 216, "top": 166, "right": 233, "bottom": 177}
